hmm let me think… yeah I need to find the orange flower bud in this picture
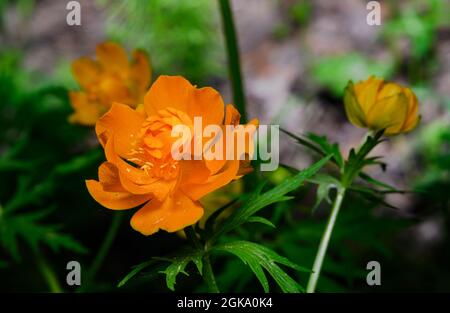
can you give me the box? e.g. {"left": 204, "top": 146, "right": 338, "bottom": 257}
{"left": 344, "top": 76, "right": 419, "bottom": 135}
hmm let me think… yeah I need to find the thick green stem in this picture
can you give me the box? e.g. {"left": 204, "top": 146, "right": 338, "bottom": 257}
{"left": 35, "top": 252, "right": 62, "bottom": 293}
{"left": 218, "top": 0, "right": 247, "bottom": 122}
{"left": 203, "top": 254, "right": 220, "bottom": 293}
{"left": 306, "top": 187, "right": 346, "bottom": 293}
{"left": 86, "top": 213, "right": 123, "bottom": 285}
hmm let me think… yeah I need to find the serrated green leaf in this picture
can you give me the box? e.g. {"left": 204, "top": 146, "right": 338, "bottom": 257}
{"left": 213, "top": 241, "right": 309, "bottom": 293}
{"left": 0, "top": 207, "right": 88, "bottom": 261}
{"left": 211, "top": 156, "right": 331, "bottom": 242}
{"left": 307, "top": 134, "right": 344, "bottom": 169}
{"left": 157, "top": 251, "right": 204, "bottom": 291}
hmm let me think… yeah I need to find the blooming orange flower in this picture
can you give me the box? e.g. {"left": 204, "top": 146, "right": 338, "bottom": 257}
{"left": 86, "top": 75, "right": 258, "bottom": 235}
{"left": 69, "top": 42, "right": 151, "bottom": 125}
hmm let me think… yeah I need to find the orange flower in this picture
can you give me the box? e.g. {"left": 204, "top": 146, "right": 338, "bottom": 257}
{"left": 69, "top": 42, "right": 151, "bottom": 125}
{"left": 86, "top": 75, "right": 258, "bottom": 235}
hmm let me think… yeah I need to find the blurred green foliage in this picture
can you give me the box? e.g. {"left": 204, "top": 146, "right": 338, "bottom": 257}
{"left": 311, "top": 54, "right": 395, "bottom": 97}
{"left": 0, "top": 52, "right": 92, "bottom": 268}
{"left": 98, "top": 0, "right": 225, "bottom": 83}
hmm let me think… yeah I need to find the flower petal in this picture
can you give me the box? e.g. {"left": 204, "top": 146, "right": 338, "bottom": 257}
{"left": 72, "top": 57, "right": 100, "bottom": 89}
{"left": 96, "top": 42, "right": 129, "bottom": 74}
{"left": 144, "top": 76, "right": 194, "bottom": 116}
{"left": 104, "top": 135, "right": 157, "bottom": 185}
{"left": 130, "top": 191, "right": 203, "bottom": 235}
{"left": 68, "top": 91, "right": 101, "bottom": 125}
{"left": 224, "top": 104, "right": 241, "bottom": 125}
{"left": 401, "top": 87, "right": 419, "bottom": 132}
{"left": 369, "top": 92, "right": 409, "bottom": 134}
{"left": 187, "top": 87, "right": 225, "bottom": 126}
{"left": 130, "top": 50, "right": 152, "bottom": 95}
{"left": 343, "top": 81, "right": 367, "bottom": 128}
{"left": 354, "top": 76, "right": 383, "bottom": 115}
{"left": 86, "top": 179, "right": 150, "bottom": 210}
{"left": 96, "top": 102, "right": 145, "bottom": 157}
{"left": 181, "top": 159, "right": 240, "bottom": 200}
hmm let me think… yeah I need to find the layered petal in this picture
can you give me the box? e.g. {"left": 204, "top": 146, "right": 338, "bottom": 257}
{"left": 130, "top": 50, "right": 152, "bottom": 95}
{"left": 96, "top": 42, "right": 129, "bottom": 75}
{"left": 71, "top": 57, "right": 100, "bottom": 90}
{"left": 187, "top": 87, "right": 225, "bottom": 126}
{"left": 68, "top": 91, "right": 101, "bottom": 125}
{"left": 96, "top": 102, "right": 145, "bottom": 156}
{"left": 130, "top": 191, "right": 203, "bottom": 235}
{"left": 144, "top": 76, "right": 193, "bottom": 116}
{"left": 181, "top": 159, "right": 240, "bottom": 200}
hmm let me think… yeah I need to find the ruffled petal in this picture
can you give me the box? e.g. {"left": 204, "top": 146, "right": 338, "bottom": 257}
{"left": 144, "top": 76, "right": 194, "bottom": 116}
{"left": 96, "top": 42, "right": 129, "bottom": 75}
{"left": 86, "top": 179, "right": 150, "bottom": 210}
{"left": 130, "top": 191, "right": 203, "bottom": 235}
{"left": 181, "top": 159, "right": 240, "bottom": 200}
{"left": 71, "top": 57, "right": 100, "bottom": 89}
{"left": 187, "top": 87, "right": 225, "bottom": 126}
{"left": 96, "top": 102, "right": 144, "bottom": 157}
{"left": 68, "top": 91, "right": 101, "bottom": 125}
{"left": 130, "top": 50, "right": 152, "bottom": 95}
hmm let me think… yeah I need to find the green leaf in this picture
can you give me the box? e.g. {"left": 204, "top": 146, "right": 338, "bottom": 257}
{"left": 117, "top": 260, "right": 157, "bottom": 287}
{"left": 342, "top": 130, "right": 385, "bottom": 187}
{"left": 157, "top": 251, "right": 204, "bottom": 291}
{"left": 307, "top": 134, "right": 344, "bottom": 169}
{"left": 358, "top": 172, "right": 398, "bottom": 192}
{"left": 0, "top": 207, "right": 88, "bottom": 261}
{"left": 213, "top": 241, "right": 309, "bottom": 293}
{"left": 210, "top": 156, "right": 331, "bottom": 242}
{"left": 308, "top": 174, "right": 343, "bottom": 211}
{"left": 247, "top": 216, "right": 276, "bottom": 228}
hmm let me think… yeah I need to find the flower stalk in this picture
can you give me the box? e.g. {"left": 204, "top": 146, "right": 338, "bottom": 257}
{"left": 203, "top": 254, "right": 220, "bottom": 293}
{"left": 218, "top": 0, "right": 247, "bottom": 123}
{"left": 306, "top": 187, "right": 346, "bottom": 293}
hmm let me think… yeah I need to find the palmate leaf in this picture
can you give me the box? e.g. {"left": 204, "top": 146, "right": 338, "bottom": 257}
{"left": 0, "top": 207, "right": 88, "bottom": 262}
{"left": 213, "top": 240, "right": 310, "bottom": 293}
{"left": 280, "top": 128, "right": 343, "bottom": 169}
{"left": 118, "top": 250, "right": 204, "bottom": 291}
{"left": 156, "top": 251, "right": 204, "bottom": 291}
{"left": 209, "top": 156, "right": 331, "bottom": 242}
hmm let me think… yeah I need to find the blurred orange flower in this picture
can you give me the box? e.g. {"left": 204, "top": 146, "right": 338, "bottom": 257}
{"left": 86, "top": 75, "right": 258, "bottom": 235}
{"left": 69, "top": 42, "right": 151, "bottom": 125}
{"left": 344, "top": 76, "right": 419, "bottom": 135}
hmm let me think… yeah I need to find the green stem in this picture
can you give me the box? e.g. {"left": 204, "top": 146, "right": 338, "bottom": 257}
{"left": 306, "top": 187, "right": 346, "bottom": 293}
{"left": 35, "top": 251, "right": 62, "bottom": 293}
{"left": 203, "top": 254, "right": 220, "bottom": 293}
{"left": 86, "top": 213, "right": 123, "bottom": 285}
{"left": 218, "top": 0, "right": 247, "bottom": 122}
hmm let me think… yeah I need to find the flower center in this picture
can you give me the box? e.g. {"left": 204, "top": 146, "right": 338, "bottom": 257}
{"left": 127, "top": 107, "right": 193, "bottom": 179}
